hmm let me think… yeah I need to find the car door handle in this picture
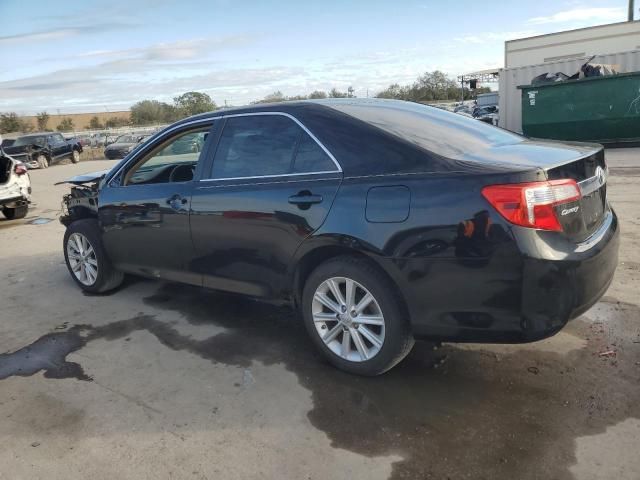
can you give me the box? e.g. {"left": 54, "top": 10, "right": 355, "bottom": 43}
{"left": 288, "top": 193, "right": 323, "bottom": 205}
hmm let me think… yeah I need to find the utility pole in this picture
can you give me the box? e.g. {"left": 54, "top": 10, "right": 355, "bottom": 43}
{"left": 460, "top": 75, "right": 465, "bottom": 102}
{"left": 629, "top": 0, "right": 635, "bottom": 21}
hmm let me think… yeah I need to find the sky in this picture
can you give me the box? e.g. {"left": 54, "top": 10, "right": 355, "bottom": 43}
{"left": 0, "top": 0, "right": 630, "bottom": 114}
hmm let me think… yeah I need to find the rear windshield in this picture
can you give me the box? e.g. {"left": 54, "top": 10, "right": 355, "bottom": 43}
{"left": 328, "top": 101, "right": 522, "bottom": 158}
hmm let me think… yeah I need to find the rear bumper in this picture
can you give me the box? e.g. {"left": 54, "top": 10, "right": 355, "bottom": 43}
{"left": 379, "top": 208, "right": 619, "bottom": 343}
{"left": 519, "top": 208, "right": 619, "bottom": 340}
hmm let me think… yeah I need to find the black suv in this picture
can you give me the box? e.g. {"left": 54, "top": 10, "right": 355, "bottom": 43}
{"left": 60, "top": 99, "right": 618, "bottom": 375}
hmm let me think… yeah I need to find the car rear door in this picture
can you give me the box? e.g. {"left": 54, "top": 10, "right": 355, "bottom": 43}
{"left": 98, "top": 120, "right": 216, "bottom": 284}
{"left": 190, "top": 112, "right": 343, "bottom": 298}
{"left": 49, "top": 134, "right": 67, "bottom": 158}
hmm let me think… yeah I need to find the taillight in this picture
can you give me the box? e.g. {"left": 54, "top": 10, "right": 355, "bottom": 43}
{"left": 481, "top": 179, "right": 581, "bottom": 232}
{"left": 14, "top": 164, "right": 28, "bottom": 176}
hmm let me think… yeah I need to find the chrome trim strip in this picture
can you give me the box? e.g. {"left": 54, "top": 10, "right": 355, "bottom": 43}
{"left": 575, "top": 208, "right": 613, "bottom": 253}
{"left": 199, "top": 170, "right": 340, "bottom": 183}
{"left": 577, "top": 165, "right": 607, "bottom": 196}
{"left": 196, "top": 176, "right": 340, "bottom": 189}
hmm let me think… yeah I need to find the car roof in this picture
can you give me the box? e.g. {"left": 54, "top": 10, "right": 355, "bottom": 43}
{"left": 19, "top": 132, "right": 51, "bottom": 137}
{"left": 167, "top": 99, "right": 525, "bottom": 176}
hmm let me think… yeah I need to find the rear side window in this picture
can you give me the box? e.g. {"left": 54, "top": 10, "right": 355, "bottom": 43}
{"left": 292, "top": 132, "right": 336, "bottom": 173}
{"left": 209, "top": 114, "right": 337, "bottom": 179}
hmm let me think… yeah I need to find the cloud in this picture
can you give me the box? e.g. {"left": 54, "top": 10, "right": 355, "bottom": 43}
{"left": 454, "top": 31, "right": 539, "bottom": 44}
{"left": 527, "top": 7, "right": 625, "bottom": 25}
{"left": 0, "top": 23, "right": 135, "bottom": 45}
{"left": 75, "top": 35, "right": 256, "bottom": 63}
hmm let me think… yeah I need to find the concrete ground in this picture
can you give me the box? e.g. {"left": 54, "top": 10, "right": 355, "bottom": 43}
{"left": 0, "top": 150, "right": 638, "bottom": 480}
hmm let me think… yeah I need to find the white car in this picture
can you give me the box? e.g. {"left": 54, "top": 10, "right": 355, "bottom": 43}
{"left": 0, "top": 151, "right": 31, "bottom": 219}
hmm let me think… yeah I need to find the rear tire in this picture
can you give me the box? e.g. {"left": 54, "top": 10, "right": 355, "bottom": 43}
{"left": 2, "top": 205, "right": 28, "bottom": 220}
{"left": 70, "top": 149, "right": 80, "bottom": 163}
{"left": 302, "top": 255, "right": 414, "bottom": 376}
{"left": 63, "top": 219, "right": 124, "bottom": 293}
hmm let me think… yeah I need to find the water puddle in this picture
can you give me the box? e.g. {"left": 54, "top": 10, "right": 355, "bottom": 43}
{"left": 28, "top": 217, "right": 54, "bottom": 225}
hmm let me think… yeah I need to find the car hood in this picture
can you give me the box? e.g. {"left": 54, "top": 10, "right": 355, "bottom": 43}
{"left": 54, "top": 169, "right": 111, "bottom": 185}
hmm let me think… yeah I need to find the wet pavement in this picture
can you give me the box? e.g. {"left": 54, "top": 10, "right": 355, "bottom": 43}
{"left": 0, "top": 157, "right": 639, "bottom": 479}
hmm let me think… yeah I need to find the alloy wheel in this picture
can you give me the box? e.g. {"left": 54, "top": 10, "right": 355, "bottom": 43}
{"left": 312, "top": 277, "right": 385, "bottom": 362}
{"left": 67, "top": 233, "right": 99, "bottom": 286}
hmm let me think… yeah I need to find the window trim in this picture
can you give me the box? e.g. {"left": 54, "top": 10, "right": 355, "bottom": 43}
{"left": 122, "top": 127, "right": 210, "bottom": 186}
{"left": 201, "top": 111, "right": 342, "bottom": 182}
{"left": 106, "top": 118, "right": 215, "bottom": 187}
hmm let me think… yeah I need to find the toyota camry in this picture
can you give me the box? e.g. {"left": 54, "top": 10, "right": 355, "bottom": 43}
{"left": 58, "top": 99, "right": 619, "bottom": 375}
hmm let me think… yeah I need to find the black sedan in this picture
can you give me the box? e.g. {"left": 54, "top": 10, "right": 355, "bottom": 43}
{"left": 58, "top": 99, "right": 618, "bottom": 375}
{"left": 103, "top": 134, "right": 146, "bottom": 159}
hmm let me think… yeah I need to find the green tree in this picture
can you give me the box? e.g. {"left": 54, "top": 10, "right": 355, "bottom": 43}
{"left": 375, "top": 70, "right": 491, "bottom": 102}
{"left": 36, "top": 111, "right": 50, "bottom": 131}
{"left": 0, "top": 112, "right": 23, "bottom": 133}
{"left": 105, "top": 116, "right": 130, "bottom": 128}
{"left": 251, "top": 91, "right": 286, "bottom": 104}
{"left": 328, "top": 88, "right": 349, "bottom": 98}
{"left": 56, "top": 118, "right": 75, "bottom": 132}
{"left": 173, "top": 91, "right": 216, "bottom": 116}
{"left": 130, "top": 100, "right": 175, "bottom": 125}
{"left": 88, "top": 116, "right": 104, "bottom": 129}
{"left": 308, "top": 90, "right": 327, "bottom": 99}
{"left": 376, "top": 83, "right": 412, "bottom": 100}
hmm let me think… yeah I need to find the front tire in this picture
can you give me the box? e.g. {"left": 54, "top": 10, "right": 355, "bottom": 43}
{"left": 2, "top": 205, "right": 28, "bottom": 220}
{"left": 70, "top": 149, "right": 80, "bottom": 163}
{"left": 37, "top": 154, "right": 49, "bottom": 169}
{"left": 63, "top": 219, "right": 124, "bottom": 293}
{"left": 302, "top": 255, "right": 414, "bottom": 376}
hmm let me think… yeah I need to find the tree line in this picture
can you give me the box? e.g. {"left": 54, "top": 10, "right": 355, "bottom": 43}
{"left": 0, "top": 111, "right": 130, "bottom": 134}
{"left": 0, "top": 72, "right": 491, "bottom": 134}
{"left": 376, "top": 70, "right": 490, "bottom": 102}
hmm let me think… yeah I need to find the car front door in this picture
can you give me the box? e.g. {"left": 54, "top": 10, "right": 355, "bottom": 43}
{"left": 98, "top": 121, "right": 215, "bottom": 284}
{"left": 190, "top": 113, "right": 343, "bottom": 298}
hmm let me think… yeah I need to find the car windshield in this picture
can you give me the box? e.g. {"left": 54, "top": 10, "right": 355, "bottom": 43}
{"left": 13, "top": 135, "right": 46, "bottom": 147}
{"left": 115, "top": 135, "right": 137, "bottom": 143}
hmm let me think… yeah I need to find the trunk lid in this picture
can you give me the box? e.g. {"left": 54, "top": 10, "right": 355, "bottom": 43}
{"left": 472, "top": 140, "right": 607, "bottom": 242}
{"left": 545, "top": 147, "right": 607, "bottom": 242}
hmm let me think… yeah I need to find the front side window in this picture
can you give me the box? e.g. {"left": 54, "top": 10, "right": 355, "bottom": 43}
{"left": 123, "top": 128, "right": 209, "bottom": 186}
{"left": 210, "top": 114, "right": 337, "bottom": 179}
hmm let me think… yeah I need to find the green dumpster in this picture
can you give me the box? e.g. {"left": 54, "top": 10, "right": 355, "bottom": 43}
{"left": 519, "top": 71, "right": 640, "bottom": 144}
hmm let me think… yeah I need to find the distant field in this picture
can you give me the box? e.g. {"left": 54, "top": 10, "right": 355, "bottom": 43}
{"left": 19, "top": 111, "right": 130, "bottom": 132}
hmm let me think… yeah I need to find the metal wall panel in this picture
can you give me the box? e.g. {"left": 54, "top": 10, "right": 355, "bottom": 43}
{"left": 499, "top": 50, "right": 640, "bottom": 133}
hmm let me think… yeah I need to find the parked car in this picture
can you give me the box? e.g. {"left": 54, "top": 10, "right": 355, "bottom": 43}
{"left": 454, "top": 104, "right": 473, "bottom": 115}
{"left": 3, "top": 132, "right": 82, "bottom": 169}
{"left": 76, "top": 134, "right": 92, "bottom": 148}
{"left": 473, "top": 106, "right": 499, "bottom": 125}
{"left": 103, "top": 134, "right": 147, "bottom": 159}
{"left": 0, "top": 149, "right": 31, "bottom": 219}
{"left": 89, "top": 133, "right": 107, "bottom": 148}
{"left": 104, "top": 134, "right": 118, "bottom": 146}
{"left": 58, "top": 99, "right": 619, "bottom": 375}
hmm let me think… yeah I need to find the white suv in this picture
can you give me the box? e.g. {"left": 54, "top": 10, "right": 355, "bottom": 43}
{"left": 0, "top": 150, "right": 31, "bottom": 219}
